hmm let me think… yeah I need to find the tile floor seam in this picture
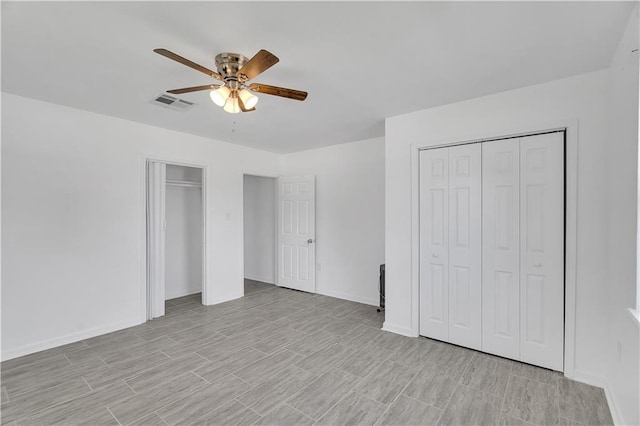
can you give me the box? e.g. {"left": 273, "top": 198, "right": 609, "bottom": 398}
{"left": 231, "top": 373, "right": 256, "bottom": 387}
{"left": 129, "top": 380, "right": 207, "bottom": 426}
{"left": 372, "top": 400, "right": 394, "bottom": 426}
{"left": 63, "top": 353, "right": 73, "bottom": 366}
{"left": 106, "top": 406, "right": 122, "bottom": 425}
{"left": 375, "top": 359, "right": 423, "bottom": 409}
{"left": 152, "top": 409, "right": 170, "bottom": 426}
{"left": 433, "top": 352, "right": 474, "bottom": 424}
{"left": 310, "top": 372, "right": 367, "bottom": 422}
{"left": 509, "top": 370, "right": 560, "bottom": 387}
{"left": 123, "top": 380, "right": 138, "bottom": 395}
{"left": 158, "top": 350, "right": 175, "bottom": 361}
{"left": 500, "top": 369, "right": 513, "bottom": 421}
{"left": 81, "top": 376, "right": 94, "bottom": 392}
{"left": 191, "top": 370, "right": 212, "bottom": 385}
{"left": 399, "top": 392, "right": 442, "bottom": 411}
{"left": 284, "top": 402, "right": 315, "bottom": 422}
{"left": 192, "top": 351, "right": 211, "bottom": 362}
{"left": 507, "top": 412, "right": 540, "bottom": 426}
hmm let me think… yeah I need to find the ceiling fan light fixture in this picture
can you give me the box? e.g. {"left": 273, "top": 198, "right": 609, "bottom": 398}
{"left": 238, "top": 88, "right": 259, "bottom": 109}
{"left": 223, "top": 95, "right": 241, "bottom": 114}
{"left": 210, "top": 85, "right": 230, "bottom": 107}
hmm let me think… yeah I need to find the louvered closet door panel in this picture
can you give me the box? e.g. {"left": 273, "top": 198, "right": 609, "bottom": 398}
{"left": 482, "top": 139, "right": 520, "bottom": 359}
{"left": 447, "top": 144, "right": 482, "bottom": 350}
{"left": 520, "top": 133, "right": 564, "bottom": 371}
{"left": 419, "top": 148, "right": 449, "bottom": 341}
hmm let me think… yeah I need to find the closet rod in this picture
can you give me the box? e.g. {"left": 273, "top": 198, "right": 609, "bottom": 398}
{"left": 166, "top": 179, "right": 202, "bottom": 188}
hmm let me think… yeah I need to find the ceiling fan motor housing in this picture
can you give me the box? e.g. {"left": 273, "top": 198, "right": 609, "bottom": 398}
{"left": 215, "top": 53, "right": 249, "bottom": 81}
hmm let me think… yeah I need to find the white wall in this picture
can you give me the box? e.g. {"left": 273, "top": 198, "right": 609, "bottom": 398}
{"left": 243, "top": 175, "right": 276, "bottom": 284}
{"left": 1, "top": 93, "right": 281, "bottom": 360}
{"left": 165, "top": 165, "right": 203, "bottom": 300}
{"left": 283, "top": 137, "right": 385, "bottom": 305}
{"left": 604, "top": 5, "right": 639, "bottom": 425}
{"left": 386, "top": 70, "right": 611, "bottom": 377}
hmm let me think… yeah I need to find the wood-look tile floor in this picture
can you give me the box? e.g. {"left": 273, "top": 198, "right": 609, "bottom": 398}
{"left": 1, "top": 280, "right": 613, "bottom": 426}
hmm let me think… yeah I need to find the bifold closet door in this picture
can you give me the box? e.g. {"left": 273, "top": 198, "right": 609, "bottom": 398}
{"left": 419, "top": 144, "right": 481, "bottom": 348}
{"left": 482, "top": 139, "right": 521, "bottom": 359}
{"left": 448, "top": 144, "right": 482, "bottom": 349}
{"left": 519, "top": 133, "right": 564, "bottom": 371}
{"left": 419, "top": 148, "right": 449, "bottom": 342}
{"left": 482, "top": 133, "right": 564, "bottom": 371}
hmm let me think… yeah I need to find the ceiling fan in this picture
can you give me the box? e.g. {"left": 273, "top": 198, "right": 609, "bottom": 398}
{"left": 154, "top": 48, "right": 308, "bottom": 114}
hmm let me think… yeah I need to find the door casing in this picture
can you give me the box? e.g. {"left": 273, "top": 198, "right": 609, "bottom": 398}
{"left": 401, "top": 119, "right": 579, "bottom": 380}
{"left": 141, "top": 154, "right": 208, "bottom": 322}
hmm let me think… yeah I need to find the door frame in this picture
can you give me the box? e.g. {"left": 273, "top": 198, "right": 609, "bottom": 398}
{"left": 409, "top": 118, "right": 578, "bottom": 378}
{"left": 240, "top": 171, "right": 279, "bottom": 296}
{"left": 140, "top": 154, "right": 209, "bottom": 322}
{"left": 241, "top": 172, "right": 279, "bottom": 293}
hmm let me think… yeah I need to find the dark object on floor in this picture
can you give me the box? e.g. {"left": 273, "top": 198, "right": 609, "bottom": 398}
{"left": 378, "top": 264, "right": 385, "bottom": 312}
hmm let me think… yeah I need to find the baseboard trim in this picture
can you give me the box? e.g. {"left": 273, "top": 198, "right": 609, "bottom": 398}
{"left": 244, "top": 274, "right": 275, "bottom": 285}
{"left": 316, "top": 289, "right": 379, "bottom": 307}
{"left": 206, "top": 291, "right": 243, "bottom": 306}
{"left": 382, "top": 321, "right": 419, "bottom": 337}
{"left": 166, "top": 288, "right": 202, "bottom": 300}
{"left": 1, "top": 318, "right": 142, "bottom": 361}
{"left": 572, "top": 370, "right": 624, "bottom": 425}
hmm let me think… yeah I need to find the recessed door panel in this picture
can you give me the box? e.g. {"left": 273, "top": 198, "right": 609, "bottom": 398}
{"left": 419, "top": 148, "right": 449, "bottom": 342}
{"left": 297, "top": 201, "right": 310, "bottom": 235}
{"left": 282, "top": 244, "right": 294, "bottom": 279}
{"left": 482, "top": 139, "right": 520, "bottom": 359}
{"left": 429, "top": 264, "right": 446, "bottom": 322}
{"left": 448, "top": 144, "right": 482, "bottom": 350}
{"left": 282, "top": 201, "right": 294, "bottom": 235}
{"left": 523, "top": 274, "right": 546, "bottom": 344}
{"left": 452, "top": 266, "right": 470, "bottom": 326}
{"left": 431, "top": 189, "right": 446, "bottom": 246}
{"left": 520, "top": 133, "right": 564, "bottom": 371}
{"left": 297, "top": 245, "right": 309, "bottom": 281}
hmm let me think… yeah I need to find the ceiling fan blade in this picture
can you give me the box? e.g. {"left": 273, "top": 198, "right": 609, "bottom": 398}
{"left": 248, "top": 83, "right": 308, "bottom": 101}
{"left": 238, "top": 96, "right": 256, "bottom": 113}
{"left": 154, "top": 48, "right": 223, "bottom": 81}
{"left": 237, "top": 50, "right": 279, "bottom": 82}
{"left": 167, "top": 84, "right": 220, "bottom": 95}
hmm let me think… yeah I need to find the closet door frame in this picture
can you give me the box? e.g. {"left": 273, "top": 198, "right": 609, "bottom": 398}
{"left": 410, "top": 119, "right": 578, "bottom": 378}
{"left": 140, "top": 154, "right": 209, "bottom": 322}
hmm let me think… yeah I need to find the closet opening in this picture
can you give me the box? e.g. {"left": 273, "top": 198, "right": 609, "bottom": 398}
{"left": 418, "top": 129, "right": 566, "bottom": 371}
{"left": 146, "top": 161, "right": 205, "bottom": 320}
{"left": 242, "top": 174, "right": 277, "bottom": 295}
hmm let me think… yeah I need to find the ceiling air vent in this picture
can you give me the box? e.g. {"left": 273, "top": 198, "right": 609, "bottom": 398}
{"left": 150, "top": 94, "right": 197, "bottom": 112}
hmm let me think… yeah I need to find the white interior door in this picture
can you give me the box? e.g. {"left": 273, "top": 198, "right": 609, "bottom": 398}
{"left": 419, "top": 148, "right": 449, "bottom": 341}
{"left": 519, "top": 133, "right": 564, "bottom": 371}
{"left": 146, "top": 161, "right": 166, "bottom": 320}
{"left": 448, "top": 144, "right": 482, "bottom": 350}
{"left": 277, "top": 175, "right": 316, "bottom": 293}
{"left": 482, "top": 139, "right": 521, "bottom": 359}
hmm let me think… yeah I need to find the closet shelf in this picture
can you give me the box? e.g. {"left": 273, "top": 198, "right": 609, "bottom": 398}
{"left": 166, "top": 179, "right": 202, "bottom": 188}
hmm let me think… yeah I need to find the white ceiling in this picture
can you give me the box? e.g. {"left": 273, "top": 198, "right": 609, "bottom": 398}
{"left": 2, "top": 2, "right": 635, "bottom": 153}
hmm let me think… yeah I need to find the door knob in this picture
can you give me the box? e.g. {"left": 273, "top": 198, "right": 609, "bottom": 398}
{"left": 534, "top": 262, "right": 542, "bottom": 267}
{"left": 307, "top": 239, "right": 313, "bottom": 244}
{"left": 432, "top": 253, "right": 439, "bottom": 258}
